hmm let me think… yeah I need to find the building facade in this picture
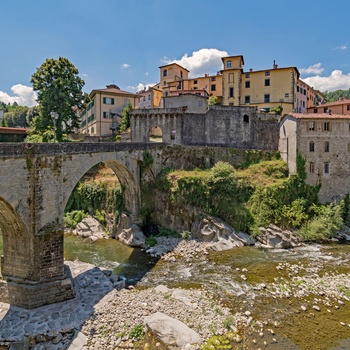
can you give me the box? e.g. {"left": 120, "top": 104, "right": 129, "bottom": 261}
{"left": 279, "top": 112, "right": 350, "bottom": 203}
{"left": 307, "top": 99, "right": 350, "bottom": 115}
{"left": 78, "top": 84, "right": 139, "bottom": 137}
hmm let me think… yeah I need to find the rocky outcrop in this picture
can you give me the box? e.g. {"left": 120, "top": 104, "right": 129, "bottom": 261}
{"left": 256, "top": 224, "right": 300, "bottom": 249}
{"left": 144, "top": 312, "right": 201, "bottom": 349}
{"left": 74, "top": 216, "right": 108, "bottom": 241}
{"left": 191, "top": 216, "right": 256, "bottom": 251}
{"left": 118, "top": 223, "right": 146, "bottom": 247}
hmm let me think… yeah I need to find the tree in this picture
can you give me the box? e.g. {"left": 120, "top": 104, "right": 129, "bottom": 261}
{"left": 117, "top": 102, "right": 133, "bottom": 133}
{"left": 30, "top": 57, "right": 89, "bottom": 142}
{"left": 208, "top": 95, "right": 219, "bottom": 105}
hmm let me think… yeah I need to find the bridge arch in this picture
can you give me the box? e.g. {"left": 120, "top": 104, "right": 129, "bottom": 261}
{"left": 0, "top": 197, "right": 32, "bottom": 280}
{"left": 62, "top": 155, "right": 141, "bottom": 221}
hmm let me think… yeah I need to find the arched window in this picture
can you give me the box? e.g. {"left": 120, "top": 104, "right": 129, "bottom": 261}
{"left": 243, "top": 115, "right": 249, "bottom": 123}
{"left": 163, "top": 69, "right": 167, "bottom": 77}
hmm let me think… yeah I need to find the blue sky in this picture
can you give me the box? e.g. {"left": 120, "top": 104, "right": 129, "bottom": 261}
{"left": 1, "top": 0, "right": 350, "bottom": 106}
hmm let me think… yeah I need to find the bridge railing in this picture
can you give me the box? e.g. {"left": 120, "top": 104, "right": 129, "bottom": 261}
{"left": 0, "top": 142, "right": 165, "bottom": 157}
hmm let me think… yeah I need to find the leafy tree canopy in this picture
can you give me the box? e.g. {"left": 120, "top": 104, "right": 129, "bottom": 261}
{"left": 29, "top": 57, "right": 89, "bottom": 142}
{"left": 322, "top": 89, "right": 350, "bottom": 102}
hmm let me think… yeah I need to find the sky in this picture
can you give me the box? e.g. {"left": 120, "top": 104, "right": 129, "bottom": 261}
{"left": 1, "top": 0, "right": 350, "bottom": 107}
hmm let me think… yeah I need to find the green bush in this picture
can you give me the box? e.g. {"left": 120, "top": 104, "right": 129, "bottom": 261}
{"left": 128, "top": 324, "right": 145, "bottom": 341}
{"left": 299, "top": 203, "right": 344, "bottom": 241}
{"left": 64, "top": 210, "right": 88, "bottom": 229}
{"left": 145, "top": 236, "right": 157, "bottom": 247}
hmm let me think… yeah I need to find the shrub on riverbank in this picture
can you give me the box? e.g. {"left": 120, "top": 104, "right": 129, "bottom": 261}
{"left": 148, "top": 154, "right": 346, "bottom": 241}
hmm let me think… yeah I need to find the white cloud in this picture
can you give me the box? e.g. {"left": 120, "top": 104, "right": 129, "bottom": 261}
{"left": 162, "top": 48, "right": 229, "bottom": 77}
{"left": 299, "top": 63, "right": 324, "bottom": 75}
{"left": 121, "top": 64, "right": 130, "bottom": 69}
{"left": 333, "top": 44, "right": 347, "bottom": 50}
{"left": 303, "top": 70, "right": 350, "bottom": 91}
{"left": 0, "top": 84, "right": 37, "bottom": 107}
{"left": 128, "top": 83, "right": 156, "bottom": 92}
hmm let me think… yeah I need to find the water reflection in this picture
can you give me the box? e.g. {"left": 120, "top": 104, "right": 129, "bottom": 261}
{"left": 64, "top": 234, "right": 157, "bottom": 284}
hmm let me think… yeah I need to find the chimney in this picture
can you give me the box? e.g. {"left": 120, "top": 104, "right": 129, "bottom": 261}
{"left": 250, "top": 68, "right": 253, "bottom": 72}
{"left": 328, "top": 109, "right": 332, "bottom": 115}
{"left": 273, "top": 60, "right": 278, "bottom": 69}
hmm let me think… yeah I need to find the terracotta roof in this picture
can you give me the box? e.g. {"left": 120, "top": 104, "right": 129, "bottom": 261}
{"left": 90, "top": 87, "right": 138, "bottom": 97}
{"left": 286, "top": 112, "right": 350, "bottom": 120}
{"left": 314, "top": 99, "right": 350, "bottom": 107}
{"left": 158, "top": 62, "right": 189, "bottom": 72}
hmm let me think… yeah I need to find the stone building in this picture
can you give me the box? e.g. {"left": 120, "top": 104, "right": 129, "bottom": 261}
{"left": 279, "top": 112, "right": 350, "bottom": 203}
{"left": 130, "top": 105, "right": 279, "bottom": 151}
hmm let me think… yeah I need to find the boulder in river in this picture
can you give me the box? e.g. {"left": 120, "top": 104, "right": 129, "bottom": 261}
{"left": 191, "top": 216, "right": 256, "bottom": 251}
{"left": 118, "top": 223, "right": 146, "bottom": 247}
{"left": 144, "top": 312, "right": 201, "bottom": 349}
{"left": 256, "top": 224, "right": 300, "bottom": 249}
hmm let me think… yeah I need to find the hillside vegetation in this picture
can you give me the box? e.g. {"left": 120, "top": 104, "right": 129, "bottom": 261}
{"left": 151, "top": 155, "right": 349, "bottom": 241}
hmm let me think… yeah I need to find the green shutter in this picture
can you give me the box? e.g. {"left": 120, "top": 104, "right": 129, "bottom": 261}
{"left": 103, "top": 97, "right": 106, "bottom": 104}
{"left": 111, "top": 98, "right": 114, "bottom": 105}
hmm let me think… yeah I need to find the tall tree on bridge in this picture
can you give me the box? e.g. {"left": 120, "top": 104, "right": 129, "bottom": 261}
{"left": 29, "top": 57, "right": 89, "bottom": 142}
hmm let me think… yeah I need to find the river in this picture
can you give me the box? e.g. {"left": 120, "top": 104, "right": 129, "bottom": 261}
{"left": 1, "top": 234, "right": 350, "bottom": 349}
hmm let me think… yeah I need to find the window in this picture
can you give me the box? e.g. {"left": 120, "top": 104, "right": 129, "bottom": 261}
{"left": 194, "top": 80, "right": 198, "bottom": 84}
{"left": 245, "top": 96, "right": 250, "bottom": 104}
{"left": 265, "top": 79, "right": 270, "bottom": 86}
{"left": 148, "top": 95, "right": 151, "bottom": 100}
{"left": 309, "top": 121, "right": 315, "bottom": 131}
{"left": 245, "top": 81, "right": 250, "bottom": 88}
{"left": 264, "top": 94, "right": 270, "bottom": 103}
{"left": 229, "top": 87, "right": 234, "bottom": 98}
{"left": 324, "top": 121, "right": 330, "bottom": 131}
{"left": 211, "top": 77, "right": 216, "bottom": 81}
{"left": 309, "top": 141, "right": 315, "bottom": 152}
{"left": 324, "top": 162, "right": 330, "bottom": 174}
{"left": 285, "top": 93, "right": 289, "bottom": 98}
{"left": 226, "top": 60, "right": 232, "bottom": 68}
{"left": 245, "top": 73, "right": 250, "bottom": 78}
{"left": 297, "top": 86, "right": 299, "bottom": 92}
{"left": 265, "top": 71, "right": 270, "bottom": 76}
{"left": 314, "top": 108, "right": 317, "bottom": 113}
{"left": 143, "top": 96, "right": 145, "bottom": 101}
{"left": 324, "top": 107, "right": 328, "bottom": 113}
{"left": 103, "top": 112, "right": 110, "bottom": 119}
{"left": 211, "top": 84, "right": 216, "bottom": 91}
{"left": 163, "top": 81, "right": 167, "bottom": 86}
{"left": 309, "top": 162, "right": 314, "bottom": 173}
{"left": 103, "top": 97, "right": 114, "bottom": 105}
{"left": 347, "top": 105, "right": 350, "bottom": 111}
{"left": 163, "top": 69, "right": 167, "bottom": 77}
{"left": 325, "top": 141, "right": 330, "bottom": 152}
{"left": 180, "top": 71, "right": 183, "bottom": 78}
{"left": 303, "top": 89, "right": 306, "bottom": 95}
{"left": 243, "top": 115, "right": 249, "bottom": 123}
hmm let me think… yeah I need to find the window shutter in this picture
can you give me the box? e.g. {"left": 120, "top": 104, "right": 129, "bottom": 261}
{"left": 111, "top": 98, "right": 114, "bottom": 105}
{"left": 103, "top": 97, "right": 106, "bottom": 104}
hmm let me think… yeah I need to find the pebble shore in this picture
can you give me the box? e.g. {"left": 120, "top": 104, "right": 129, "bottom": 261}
{"left": 1, "top": 240, "right": 350, "bottom": 349}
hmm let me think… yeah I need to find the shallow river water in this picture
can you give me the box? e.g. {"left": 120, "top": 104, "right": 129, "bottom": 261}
{"left": 2, "top": 234, "right": 350, "bottom": 349}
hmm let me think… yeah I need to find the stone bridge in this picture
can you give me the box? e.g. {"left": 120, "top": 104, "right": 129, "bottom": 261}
{"left": 0, "top": 142, "right": 164, "bottom": 308}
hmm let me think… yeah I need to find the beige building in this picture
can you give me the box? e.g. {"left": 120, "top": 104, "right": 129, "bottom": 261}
{"left": 138, "top": 86, "right": 163, "bottom": 109}
{"left": 279, "top": 112, "right": 350, "bottom": 203}
{"left": 79, "top": 84, "right": 139, "bottom": 137}
{"left": 239, "top": 62, "right": 299, "bottom": 114}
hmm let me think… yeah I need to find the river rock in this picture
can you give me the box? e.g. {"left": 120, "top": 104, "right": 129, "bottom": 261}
{"left": 144, "top": 312, "right": 201, "bottom": 349}
{"left": 191, "top": 216, "right": 255, "bottom": 251}
{"left": 75, "top": 216, "right": 107, "bottom": 240}
{"left": 118, "top": 223, "right": 145, "bottom": 247}
{"left": 256, "top": 224, "right": 299, "bottom": 249}
{"left": 112, "top": 212, "right": 131, "bottom": 239}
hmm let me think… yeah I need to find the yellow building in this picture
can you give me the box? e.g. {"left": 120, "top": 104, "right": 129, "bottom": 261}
{"left": 239, "top": 62, "right": 299, "bottom": 114}
{"left": 79, "top": 84, "right": 139, "bottom": 137}
{"left": 221, "top": 55, "right": 244, "bottom": 106}
{"left": 159, "top": 63, "right": 189, "bottom": 96}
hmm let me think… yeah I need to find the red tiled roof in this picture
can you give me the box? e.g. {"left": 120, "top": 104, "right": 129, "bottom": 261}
{"left": 313, "top": 99, "right": 350, "bottom": 107}
{"left": 286, "top": 112, "right": 350, "bottom": 120}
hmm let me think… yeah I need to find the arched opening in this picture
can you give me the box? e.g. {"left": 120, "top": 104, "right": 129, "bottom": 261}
{"left": 0, "top": 198, "right": 31, "bottom": 280}
{"left": 243, "top": 114, "right": 249, "bottom": 123}
{"left": 148, "top": 126, "right": 163, "bottom": 142}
